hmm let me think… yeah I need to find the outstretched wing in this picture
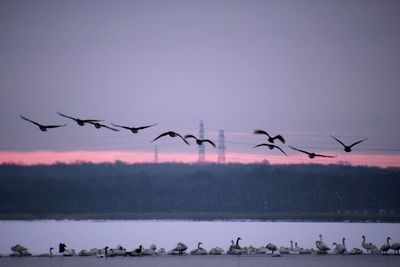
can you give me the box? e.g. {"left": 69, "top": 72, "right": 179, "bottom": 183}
{"left": 184, "top": 134, "right": 197, "bottom": 140}
{"left": 20, "top": 115, "right": 42, "bottom": 127}
{"left": 315, "top": 153, "right": 336, "bottom": 158}
{"left": 111, "top": 123, "right": 133, "bottom": 131}
{"left": 176, "top": 133, "right": 189, "bottom": 145}
{"left": 45, "top": 124, "right": 67, "bottom": 129}
{"left": 253, "top": 129, "right": 270, "bottom": 137}
{"left": 136, "top": 123, "right": 157, "bottom": 130}
{"left": 252, "top": 143, "right": 269, "bottom": 149}
{"left": 272, "top": 135, "right": 286, "bottom": 144}
{"left": 349, "top": 138, "right": 368, "bottom": 148}
{"left": 57, "top": 112, "right": 77, "bottom": 121}
{"left": 330, "top": 135, "right": 346, "bottom": 148}
{"left": 203, "top": 139, "right": 216, "bottom": 148}
{"left": 274, "top": 145, "right": 288, "bottom": 157}
{"left": 101, "top": 124, "right": 119, "bottom": 132}
{"left": 151, "top": 132, "right": 170, "bottom": 142}
{"left": 289, "top": 146, "right": 310, "bottom": 155}
{"left": 82, "top": 119, "right": 103, "bottom": 123}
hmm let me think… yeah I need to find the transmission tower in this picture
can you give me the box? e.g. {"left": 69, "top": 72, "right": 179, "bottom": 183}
{"left": 218, "top": 130, "right": 226, "bottom": 163}
{"left": 198, "top": 121, "right": 205, "bottom": 162}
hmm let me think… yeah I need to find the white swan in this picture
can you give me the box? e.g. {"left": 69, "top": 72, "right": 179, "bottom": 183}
{"left": 142, "top": 244, "right": 157, "bottom": 255}
{"left": 266, "top": 243, "right": 278, "bottom": 254}
{"left": 190, "top": 242, "right": 207, "bottom": 255}
{"left": 157, "top": 248, "right": 166, "bottom": 254}
{"left": 63, "top": 249, "right": 75, "bottom": 257}
{"left": 96, "top": 247, "right": 109, "bottom": 258}
{"left": 332, "top": 237, "right": 347, "bottom": 254}
{"left": 390, "top": 240, "right": 400, "bottom": 254}
{"left": 362, "top": 235, "right": 378, "bottom": 253}
{"left": 37, "top": 247, "right": 54, "bottom": 257}
{"left": 209, "top": 247, "right": 225, "bottom": 255}
{"left": 381, "top": 237, "right": 391, "bottom": 254}
{"left": 348, "top": 248, "right": 363, "bottom": 255}
{"left": 170, "top": 242, "right": 187, "bottom": 255}
{"left": 316, "top": 241, "right": 330, "bottom": 254}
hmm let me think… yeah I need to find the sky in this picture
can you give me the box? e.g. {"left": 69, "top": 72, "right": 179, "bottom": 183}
{"left": 0, "top": 0, "right": 399, "bottom": 166}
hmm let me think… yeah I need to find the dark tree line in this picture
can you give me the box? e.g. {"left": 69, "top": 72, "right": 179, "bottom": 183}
{"left": 0, "top": 162, "right": 399, "bottom": 220}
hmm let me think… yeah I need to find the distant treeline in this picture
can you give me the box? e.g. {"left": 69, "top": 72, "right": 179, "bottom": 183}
{"left": 0, "top": 162, "right": 399, "bottom": 221}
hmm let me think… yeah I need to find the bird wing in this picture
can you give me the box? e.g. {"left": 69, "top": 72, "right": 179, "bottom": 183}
{"left": 315, "top": 153, "right": 336, "bottom": 158}
{"left": 45, "top": 124, "right": 67, "bottom": 129}
{"left": 252, "top": 143, "right": 269, "bottom": 149}
{"left": 57, "top": 112, "right": 77, "bottom": 121}
{"left": 289, "top": 146, "right": 311, "bottom": 155}
{"left": 203, "top": 139, "right": 216, "bottom": 148}
{"left": 184, "top": 134, "right": 197, "bottom": 140}
{"left": 151, "top": 132, "right": 170, "bottom": 142}
{"left": 273, "top": 135, "right": 286, "bottom": 144}
{"left": 349, "top": 138, "right": 368, "bottom": 148}
{"left": 274, "top": 145, "right": 288, "bottom": 157}
{"left": 330, "top": 135, "right": 346, "bottom": 148}
{"left": 20, "top": 115, "right": 42, "bottom": 127}
{"left": 253, "top": 129, "right": 271, "bottom": 137}
{"left": 111, "top": 123, "right": 132, "bottom": 130}
{"left": 176, "top": 133, "right": 189, "bottom": 145}
{"left": 82, "top": 119, "right": 103, "bottom": 123}
{"left": 136, "top": 123, "right": 157, "bottom": 130}
{"left": 102, "top": 125, "right": 120, "bottom": 132}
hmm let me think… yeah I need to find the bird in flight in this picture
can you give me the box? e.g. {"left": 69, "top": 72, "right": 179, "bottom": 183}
{"left": 88, "top": 122, "right": 119, "bottom": 132}
{"left": 20, "top": 115, "right": 66, "bottom": 132}
{"left": 330, "top": 135, "right": 367, "bottom": 153}
{"left": 57, "top": 112, "right": 102, "bottom": 126}
{"left": 253, "top": 129, "right": 285, "bottom": 144}
{"left": 184, "top": 135, "right": 216, "bottom": 148}
{"left": 252, "top": 143, "right": 288, "bottom": 156}
{"left": 111, "top": 123, "right": 157, "bottom": 134}
{"left": 152, "top": 131, "right": 189, "bottom": 145}
{"left": 289, "top": 146, "right": 336, "bottom": 159}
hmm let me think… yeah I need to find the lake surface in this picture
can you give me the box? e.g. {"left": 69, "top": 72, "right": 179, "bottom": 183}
{"left": 0, "top": 220, "right": 399, "bottom": 255}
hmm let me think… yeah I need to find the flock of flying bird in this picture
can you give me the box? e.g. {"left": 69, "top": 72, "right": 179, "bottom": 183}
{"left": 20, "top": 113, "right": 368, "bottom": 159}
{"left": 4, "top": 234, "right": 400, "bottom": 257}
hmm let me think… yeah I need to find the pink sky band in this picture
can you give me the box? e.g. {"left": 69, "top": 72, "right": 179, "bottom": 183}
{"left": 0, "top": 151, "right": 399, "bottom": 168}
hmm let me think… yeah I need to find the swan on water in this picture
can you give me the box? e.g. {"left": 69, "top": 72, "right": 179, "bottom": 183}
{"left": 362, "top": 235, "right": 379, "bottom": 253}
{"left": 190, "top": 242, "right": 207, "bottom": 255}
{"left": 390, "top": 239, "right": 400, "bottom": 254}
{"left": 63, "top": 249, "right": 75, "bottom": 257}
{"left": 209, "top": 247, "right": 225, "bottom": 255}
{"left": 37, "top": 247, "right": 54, "bottom": 257}
{"left": 142, "top": 244, "right": 157, "bottom": 255}
{"left": 332, "top": 237, "right": 347, "bottom": 254}
{"left": 380, "top": 237, "right": 391, "bottom": 254}
{"left": 170, "top": 242, "right": 188, "bottom": 255}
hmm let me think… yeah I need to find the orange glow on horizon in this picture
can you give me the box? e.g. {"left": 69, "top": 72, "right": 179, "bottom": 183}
{"left": 0, "top": 150, "right": 399, "bottom": 168}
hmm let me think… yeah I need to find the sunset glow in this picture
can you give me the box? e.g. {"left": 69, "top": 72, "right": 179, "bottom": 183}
{"left": 0, "top": 150, "right": 399, "bottom": 168}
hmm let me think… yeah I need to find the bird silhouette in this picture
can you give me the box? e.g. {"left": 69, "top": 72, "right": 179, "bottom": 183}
{"left": 252, "top": 143, "right": 288, "bottom": 156}
{"left": 253, "top": 129, "right": 285, "bottom": 144}
{"left": 330, "top": 135, "right": 367, "bottom": 152}
{"left": 88, "top": 122, "right": 119, "bottom": 132}
{"left": 57, "top": 112, "right": 102, "bottom": 126}
{"left": 111, "top": 123, "right": 157, "bottom": 134}
{"left": 289, "top": 146, "right": 336, "bottom": 159}
{"left": 152, "top": 131, "right": 189, "bottom": 145}
{"left": 184, "top": 135, "right": 216, "bottom": 148}
{"left": 20, "top": 115, "right": 66, "bottom": 132}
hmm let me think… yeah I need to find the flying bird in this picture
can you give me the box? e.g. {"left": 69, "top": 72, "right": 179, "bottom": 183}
{"left": 289, "top": 146, "right": 336, "bottom": 159}
{"left": 152, "top": 131, "right": 189, "bottom": 145}
{"left": 20, "top": 115, "right": 66, "bottom": 132}
{"left": 253, "top": 129, "right": 285, "bottom": 144}
{"left": 57, "top": 112, "right": 102, "bottom": 126}
{"left": 111, "top": 123, "right": 157, "bottom": 134}
{"left": 88, "top": 122, "right": 119, "bottom": 132}
{"left": 184, "top": 135, "right": 216, "bottom": 148}
{"left": 330, "top": 135, "right": 367, "bottom": 152}
{"left": 252, "top": 143, "right": 288, "bottom": 156}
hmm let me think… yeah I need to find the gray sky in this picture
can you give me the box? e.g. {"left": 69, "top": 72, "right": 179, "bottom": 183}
{"left": 1, "top": 0, "right": 399, "bottom": 157}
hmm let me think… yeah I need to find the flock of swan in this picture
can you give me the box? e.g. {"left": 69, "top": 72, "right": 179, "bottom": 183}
{"left": 2, "top": 235, "right": 400, "bottom": 258}
{"left": 20, "top": 113, "right": 368, "bottom": 159}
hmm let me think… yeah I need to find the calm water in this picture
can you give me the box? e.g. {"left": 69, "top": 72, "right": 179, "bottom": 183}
{"left": 0, "top": 220, "right": 398, "bottom": 255}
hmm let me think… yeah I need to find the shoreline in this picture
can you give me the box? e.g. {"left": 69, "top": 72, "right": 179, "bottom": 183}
{"left": 1, "top": 213, "right": 399, "bottom": 223}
